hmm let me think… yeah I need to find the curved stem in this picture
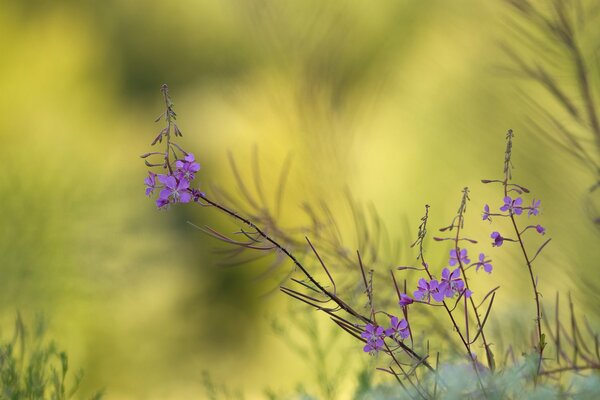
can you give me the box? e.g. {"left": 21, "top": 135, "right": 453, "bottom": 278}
{"left": 198, "top": 193, "right": 435, "bottom": 372}
{"left": 504, "top": 182, "right": 544, "bottom": 375}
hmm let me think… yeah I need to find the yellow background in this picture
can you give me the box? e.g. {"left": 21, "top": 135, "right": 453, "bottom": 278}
{"left": 0, "top": 1, "right": 598, "bottom": 398}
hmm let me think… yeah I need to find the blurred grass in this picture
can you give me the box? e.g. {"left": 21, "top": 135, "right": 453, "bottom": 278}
{"left": 0, "top": 0, "right": 599, "bottom": 398}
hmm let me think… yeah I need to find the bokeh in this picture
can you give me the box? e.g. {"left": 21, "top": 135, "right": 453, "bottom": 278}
{"left": 1, "top": 1, "right": 599, "bottom": 398}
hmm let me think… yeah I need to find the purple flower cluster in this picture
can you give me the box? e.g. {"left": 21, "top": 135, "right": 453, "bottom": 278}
{"left": 361, "top": 324, "right": 385, "bottom": 353}
{"left": 414, "top": 278, "right": 445, "bottom": 302}
{"left": 483, "top": 197, "right": 542, "bottom": 221}
{"left": 145, "top": 153, "right": 201, "bottom": 208}
{"left": 413, "top": 269, "right": 472, "bottom": 304}
{"left": 406, "top": 249, "right": 478, "bottom": 307}
{"left": 361, "top": 316, "right": 410, "bottom": 354}
{"left": 440, "top": 267, "right": 472, "bottom": 298}
{"left": 484, "top": 195, "right": 546, "bottom": 247}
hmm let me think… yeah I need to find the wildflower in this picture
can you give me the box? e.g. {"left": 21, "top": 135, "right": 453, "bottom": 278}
{"left": 491, "top": 231, "right": 504, "bottom": 247}
{"left": 399, "top": 293, "right": 414, "bottom": 307}
{"left": 528, "top": 199, "right": 541, "bottom": 217}
{"left": 414, "top": 278, "right": 445, "bottom": 303}
{"left": 440, "top": 267, "right": 471, "bottom": 298}
{"left": 535, "top": 224, "right": 546, "bottom": 235}
{"left": 475, "top": 253, "right": 493, "bottom": 273}
{"left": 361, "top": 324, "right": 385, "bottom": 353}
{"left": 144, "top": 172, "right": 156, "bottom": 196}
{"left": 157, "top": 175, "right": 192, "bottom": 206}
{"left": 385, "top": 316, "right": 410, "bottom": 340}
{"left": 175, "top": 153, "right": 201, "bottom": 182}
{"left": 500, "top": 196, "right": 523, "bottom": 215}
{"left": 482, "top": 204, "right": 491, "bottom": 221}
{"left": 449, "top": 248, "right": 470, "bottom": 266}
{"left": 361, "top": 324, "right": 385, "bottom": 342}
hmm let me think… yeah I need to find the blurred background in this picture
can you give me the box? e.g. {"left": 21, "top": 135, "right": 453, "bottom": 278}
{"left": 0, "top": 0, "right": 599, "bottom": 398}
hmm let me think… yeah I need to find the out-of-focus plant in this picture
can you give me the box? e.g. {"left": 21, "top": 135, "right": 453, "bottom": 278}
{"left": 140, "top": 86, "right": 600, "bottom": 398}
{"left": 502, "top": 0, "right": 600, "bottom": 229}
{"left": 267, "top": 307, "right": 352, "bottom": 400}
{"left": 201, "top": 371, "right": 245, "bottom": 400}
{"left": 0, "top": 313, "right": 103, "bottom": 400}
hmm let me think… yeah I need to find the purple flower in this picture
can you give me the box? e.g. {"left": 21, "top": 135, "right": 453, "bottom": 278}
{"left": 385, "top": 316, "right": 410, "bottom": 340}
{"left": 156, "top": 197, "right": 170, "bottom": 209}
{"left": 500, "top": 196, "right": 523, "bottom": 215}
{"left": 536, "top": 224, "right": 546, "bottom": 235}
{"left": 414, "top": 278, "right": 445, "bottom": 303}
{"left": 157, "top": 175, "right": 192, "bottom": 207}
{"left": 361, "top": 324, "right": 385, "bottom": 353}
{"left": 476, "top": 253, "right": 493, "bottom": 273}
{"left": 361, "top": 323, "right": 385, "bottom": 342}
{"left": 175, "top": 153, "right": 201, "bottom": 182}
{"left": 440, "top": 267, "right": 470, "bottom": 298}
{"left": 399, "top": 293, "right": 414, "bottom": 307}
{"left": 491, "top": 231, "right": 504, "bottom": 247}
{"left": 363, "top": 338, "right": 384, "bottom": 353}
{"left": 145, "top": 172, "right": 156, "bottom": 196}
{"left": 482, "top": 204, "right": 491, "bottom": 221}
{"left": 528, "top": 199, "right": 541, "bottom": 217}
{"left": 449, "top": 248, "right": 470, "bottom": 266}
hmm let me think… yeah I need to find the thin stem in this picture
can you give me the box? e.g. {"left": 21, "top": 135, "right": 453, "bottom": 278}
{"left": 503, "top": 130, "right": 544, "bottom": 375}
{"left": 160, "top": 84, "right": 175, "bottom": 175}
{"left": 449, "top": 195, "right": 491, "bottom": 398}
{"left": 198, "top": 193, "right": 436, "bottom": 372}
{"left": 539, "top": 364, "right": 600, "bottom": 376}
{"left": 509, "top": 212, "right": 543, "bottom": 361}
{"left": 415, "top": 206, "right": 482, "bottom": 368}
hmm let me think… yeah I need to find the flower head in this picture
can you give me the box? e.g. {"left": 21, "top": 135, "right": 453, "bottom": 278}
{"left": 385, "top": 316, "right": 410, "bottom": 340}
{"left": 500, "top": 196, "right": 523, "bottom": 215}
{"left": 491, "top": 231, "right": 504, "bottom": 247}
{"left": 157, "top": 175, "right": 192, "bottom": 207}
{"left": 476, "top": 253, "right": 493, "bottom": 273}
{"left": 175, "top": 153, "right": 201, "bottom": 183}
{"left": 414, "top": 278, "right": 445, "bottom": 303}
{"left": 440, "top": 267, "right": 471, "bottom": 298}
{"left": 528, "top": 199, "right": 541, "bottom": 217}
{"left": 449, "top": 248, "right": 470, "bottom": 266}
{"left": 361, "top": 324, "right": 385, "bottom": 353}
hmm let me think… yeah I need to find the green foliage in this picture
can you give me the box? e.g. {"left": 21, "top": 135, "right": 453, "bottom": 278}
{"left": 201, "top": 371, "right": 244, "bottom": 400}
{"left": 351, "top": 358, "right": 600, "bottom": 400}
{"left": 0, "top": 314, "right": 102, "bottom": 400}
{"left": 269, "top": 310, "right": 351, "bottom": 400}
